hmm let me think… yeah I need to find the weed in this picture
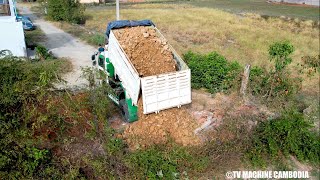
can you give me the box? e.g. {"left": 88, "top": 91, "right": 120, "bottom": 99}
{"left": 47, "top": 0, "right": 86, "bottom": 24}
{"left": 248, "top": 109, "right": 320, "bottom": 167}
{"left": 0, "top": 56, "right": 69, "bottom": 178}
{"left": 126, "top": 144, "right": 189, "bottom": 179}
{"left": 299, "top": 55, "right": 320, "bottom": 76}
{"left": 87, "top": 33, "right": 105, "bottom": 46}
{"left": 25, "top": 28, "right": 47, "bottom": 45}
{"left": 249, "top": 41, "right": 302, "bottom": 105}
{"left": 35, "top": 45, "right": 54, "bottom": 60}
{"left": 184, "top": 51, "right": 242, "bottom": 93}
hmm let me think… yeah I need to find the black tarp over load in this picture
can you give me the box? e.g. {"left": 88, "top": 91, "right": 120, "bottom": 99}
{"left": 105, "top": 20, "right": 155, "bottom": 38}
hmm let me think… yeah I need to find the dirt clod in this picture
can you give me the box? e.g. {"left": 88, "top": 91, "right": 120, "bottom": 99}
{"left": 113, "top": 26, "right": 176, "bottom": 77}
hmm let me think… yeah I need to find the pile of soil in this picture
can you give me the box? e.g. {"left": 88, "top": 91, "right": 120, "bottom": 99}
{"left": 113, "top": 26, "right": 176, "bottom": 77}
{"left": 123, "top": 99, "right": 201, "bottom": 150}
{"left": 115, "top": 26, "right": 199, "bottom": 149}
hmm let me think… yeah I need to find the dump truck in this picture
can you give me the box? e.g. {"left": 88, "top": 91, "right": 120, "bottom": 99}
{"left": 91, "top": 20, "right": 191, "bottom": 122}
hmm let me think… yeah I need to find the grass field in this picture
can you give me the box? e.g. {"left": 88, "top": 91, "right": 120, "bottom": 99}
{"left": 29, "top": 1, "right": 319, "bottom": 95}
{"left": 83, "top": 2, "right": 319, "bottom": 95}
{"left": 187, "top": 0, "right": 320, "bottom": 21}
{"left": 15, "top": 2, "right": 319, "bottom": 179}
{"left": 84, "top": 3, "right": 319, "bottom": 68}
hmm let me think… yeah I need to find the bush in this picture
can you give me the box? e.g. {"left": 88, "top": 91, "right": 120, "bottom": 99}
{"left": 183, "top": 51, "right": 242, "bottom": 93}
{"left": 299, "top": 55, "right": 320, "bottom": 76}
{"left": 86, "top": 33, "right": 105, "bottom": 46}
{"left": 35, "top": 45, "right": 54, "bottom": 60}
{"left": 0, "top": 57, "right": 65, "bottom": 178}
{"left": 47, "top": 0, "right": 85, "bottom": 24}
{"left": 268, "top": 40, "right": 294, "bottom": 72}
{"left": 249, "top": 41, "right": 301, "bottom": 101}
{"left": 126, "top": 144, "right": 207, "bottom": 179}
{"left": 248, "top": 109, "right": 320, "bottom": 167}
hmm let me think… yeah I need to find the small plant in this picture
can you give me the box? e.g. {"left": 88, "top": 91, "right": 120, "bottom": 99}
{"left": 249, "top": 41, "right": 301, "bottom": 102}
{"left": 0, "top": 57, "right": 69, "bottom": 178}
{"left": 248, "top": 109, "right": 320, "bottom": 167}
{"left": 47, "top": 0, "right": 86, "bottom": 24}
{"left": 87, "top": 33, "right": 105, "bottom": 46}
{"left": 268, "top": 41, "right": 294, "bottom": 72}
{"left": 183, "top": 51, "right": 242, "bottom": 93}
{"left": 299, "top": 55, "right": 320, "bottom": 76}
{"left": 127, "top": 145, "right": 183, "bottom": 179}
{"left": 35, "top": 45, "right": 53, "bottom": 60}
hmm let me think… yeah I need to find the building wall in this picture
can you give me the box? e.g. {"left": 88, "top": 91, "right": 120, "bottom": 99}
{"left": 0, "top": 21, "right": 27, "bottom": 57}
{"left": 79, "top": 0, "right": 99, "bottom": 3}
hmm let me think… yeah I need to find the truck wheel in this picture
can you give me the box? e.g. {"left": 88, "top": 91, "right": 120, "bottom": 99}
{"left": 119, "top": 99, "right": 130, "bottom": 122}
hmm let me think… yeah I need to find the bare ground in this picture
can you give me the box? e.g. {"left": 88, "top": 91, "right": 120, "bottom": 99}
{"left": 18, "top": 5, "right": 96, "bottom": 89}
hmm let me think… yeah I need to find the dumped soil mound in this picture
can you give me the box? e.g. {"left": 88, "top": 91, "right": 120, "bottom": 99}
{"left": 113, "top": 26, "right": 176, "bottom": 77}
{"left": 123, "top": 99, "right": 201, "bottom": 149}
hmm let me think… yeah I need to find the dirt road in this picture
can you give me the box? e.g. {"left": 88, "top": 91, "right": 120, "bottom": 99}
{"left": 19, "top": 6, "right": 96, "bottom": 88}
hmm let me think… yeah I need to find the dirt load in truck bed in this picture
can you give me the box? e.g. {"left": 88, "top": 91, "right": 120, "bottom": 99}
{"left": 113, "top": 26, "right": 176, "bottom": 77}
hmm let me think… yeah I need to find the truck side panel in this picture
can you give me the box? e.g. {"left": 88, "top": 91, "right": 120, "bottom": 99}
{"left": 141, "top": 69, "right": 192, "bottom": 114}
{"left": 108, "top": 31, "right": 140, "bottom": 105}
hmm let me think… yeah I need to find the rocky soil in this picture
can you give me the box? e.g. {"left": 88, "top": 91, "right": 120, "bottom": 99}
{"left": 113, "top": 26, "right": 176, "bottom": 77}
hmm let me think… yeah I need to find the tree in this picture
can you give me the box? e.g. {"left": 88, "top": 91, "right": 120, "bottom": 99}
{"left": 47, "top": 0, "right": 85, "bottom": 24}
{"left": 267, "top": 41, "right": 298, "bottom": 99}
{"left": 268, "top": 41, "right": 294, "bottom": 73}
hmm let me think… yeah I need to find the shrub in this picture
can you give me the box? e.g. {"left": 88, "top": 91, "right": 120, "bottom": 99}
{"left": 268, "top": 40, "right": 294, "bottom": 72}
{"left": 0, "top": 57, "right": 62, "bottom": 178}
{"left": 248, "top": 109, "right": 320, "bottom": 167}
{"left": 183, "top": 51, "right": 242, "bottom": 93}
{"left": 299, "top": 55, "right": 320, "bottom": 76}
{"left": 35, "top": 45, "right": 54, "bottom": 60}
{"left": 126, "top": 144, "right": 203, "bottom": 179}
{"left": 86, "top": 33, "right": 105, "bottom": 46}
{"left": 47, "top": 0, "right": 85, "bottom": 24}
{"left": 249, "top": 41, "right": 301, "bottom": 101}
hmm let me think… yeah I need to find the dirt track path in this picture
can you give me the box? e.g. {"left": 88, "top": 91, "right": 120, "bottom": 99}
{"left": 19, "top": 5, "right": 96, "bottom": 88}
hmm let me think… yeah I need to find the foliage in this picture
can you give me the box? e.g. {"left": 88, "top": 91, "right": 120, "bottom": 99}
{"left": 35, "top": 45, "right": 54, "bottom": 60}
{"left": 184, "top": 51, "right": 242, "bottom": 93}
{"left": 25, "top": 28, "right": 46, "bottom": 46}
{"left": 128, "top": 147, "right": 179, "bottom": 179}
{"left": 299, "top": 55, "right": 320, "bottom": 76}
{"left": 248, "top": 109, "right": 320, "bottom": 167}
{"left": 126, "top": 144, "right": 204, "bottom": 179}
{"left": 268, "top": 41, "right": 294, "bottom": 72}
{"left": 249, "top": 41, "right": 301, "bottom": 102}
{"left": 0, "top": 57, "right": 64, "bottom": 178}
{"left": 47, "top": 0, "right": 86, "bottom": 24}
{"left": 87, "top": 33, "right": 105, "bottom": 46}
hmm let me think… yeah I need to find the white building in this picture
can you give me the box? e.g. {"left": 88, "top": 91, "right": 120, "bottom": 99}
{"left": 0, "top": 0, "right": 27, "bottom": 57}
{"left": 79, "top": 0, "right": 100, "bottom": 3}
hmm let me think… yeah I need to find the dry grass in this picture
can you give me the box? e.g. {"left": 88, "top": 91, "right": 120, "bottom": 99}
{"left": 83, "top": 3, "right": 319, "bottom": 94}
{"left": 85, "top": 4, "right": 319, "bottom": 67}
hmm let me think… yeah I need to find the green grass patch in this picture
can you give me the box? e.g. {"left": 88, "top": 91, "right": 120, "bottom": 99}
{"left": 248, "top": 109, "right": 320, "bottom": 167}
{"left": 25, "top": 28, "right": 47, "bottom": 45}
{"left": 188, "top": 0, "right": 320, "bottom": 21}
{"left": 184, "top": 51, "right": 242, "bottom": 93}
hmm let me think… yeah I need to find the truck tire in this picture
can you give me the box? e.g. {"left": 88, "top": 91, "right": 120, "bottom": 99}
{"left": 119, "top": 99, "right": 130, "bottom": 122}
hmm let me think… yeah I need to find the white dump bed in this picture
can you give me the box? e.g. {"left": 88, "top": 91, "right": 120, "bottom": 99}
{"left": 108, "top": 27, "right": 191, "bottom": 114}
